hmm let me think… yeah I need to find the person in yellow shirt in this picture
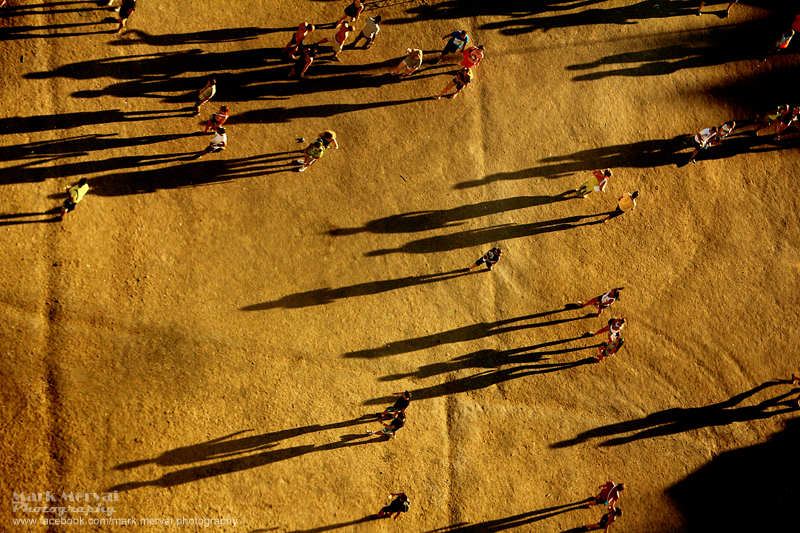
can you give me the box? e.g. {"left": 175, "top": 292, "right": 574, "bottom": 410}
{"left": 59, "top": 178, "right": 88, "bottom": 219}
{"left": 604, "top": 191, "right": 638, "bottom": 222}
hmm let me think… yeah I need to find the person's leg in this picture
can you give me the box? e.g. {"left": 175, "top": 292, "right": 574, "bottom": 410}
{"left": 697, "top": 1, "right": 706, "bottom": 15}
{"left": 579, "top": 296, "right": 599, "bottom": 308}
{"left": 690, "top": 146, "right": 700, "bottom": 162}
{"left": 352, "top": 32, "right": 365, "bottom": 47}
{"left": 436, "top": 81, "right": 456, "bottom": 99}
{"left": 365, "top": 35, "right": 375, "bottom": 48}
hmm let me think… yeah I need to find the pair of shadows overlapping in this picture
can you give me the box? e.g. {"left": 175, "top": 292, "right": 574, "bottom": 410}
{"left": 456, "top": 132, "right": 800, "bottom": 189}
{"left": 108, "top": 415, "right": 388, "bottom": 492}
{"left": 552, "top": 380, "right": 800, "bottom": 449}
{"left": 422, "top": 499, "right": 595, "bottom": 533}
{"left": 0, "top": 0, "right": 113, "bottom": 41}
{"left": 344, "top": 306, "right": 592, "bottom": 359}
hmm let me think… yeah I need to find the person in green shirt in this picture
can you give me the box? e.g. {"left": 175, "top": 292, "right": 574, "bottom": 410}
{"left": 60, "top": 178, "right": 88, "bottom": 219}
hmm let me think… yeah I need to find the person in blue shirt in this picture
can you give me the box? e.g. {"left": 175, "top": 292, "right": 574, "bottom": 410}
{"left": 436, "top": 30, "right": 469, "bottom": 63}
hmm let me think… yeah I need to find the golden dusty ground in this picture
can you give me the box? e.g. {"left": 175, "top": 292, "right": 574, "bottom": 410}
{"left": 1, "top": 1, "right": 799, "bottom": 532}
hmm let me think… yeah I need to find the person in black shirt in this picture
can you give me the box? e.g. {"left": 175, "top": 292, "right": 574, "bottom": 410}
{"left": 377, "top": 391, "right": 411, "bottom": 418}
{"left": 367, "top": 412, "right": 405, "bottom": 439}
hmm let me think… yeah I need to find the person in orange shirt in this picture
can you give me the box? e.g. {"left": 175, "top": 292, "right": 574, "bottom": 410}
{"left": 203, "top": 106, "right": 229, "bottom": 133}
{"left": 604, "top": 191, "right": 638, "bottom": 222}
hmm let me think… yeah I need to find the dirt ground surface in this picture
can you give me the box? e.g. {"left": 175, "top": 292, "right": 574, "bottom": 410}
{"left": 2, "top": 0, "right": 799, "bottom": 532}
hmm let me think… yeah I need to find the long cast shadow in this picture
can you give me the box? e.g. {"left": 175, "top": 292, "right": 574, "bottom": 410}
{"left": 329, "top": 193, "right": 574, "bottom": 236}
{"left": 364, "top": 214, "right": 605, "bottom": 257}
{"left": 456, "top": 133, "right": 800, "bottom": 188}
{"left": 283, "top": 516, "right": 379, "bottom": 533}
{"left": 566, "top": 20, "right": 777, "bottom": 81}
{"left": 423, "top": 499, "right": 590, "bottom": 532}
{"left": 364, "top": 356, "right": 595, "bottom": 404}
{"left": 668, "top": 417, "right": 799, "bottom": 532}
{"left": 241, "top": 269, "right": 472, "bottom": 311}
{"left": 108, "top": 433, "right": 389, "bottom": 492}
{"left": 108, "top": 27, "right": 291, "bottom": 47}
{"left": 114, "top": 415, "right": 378, "bottom": 470}
{"left": 379, "top": 336, "right": 596, "bottom": 381}
{"left": 0, "top": 211, "right": 62, "bottom": 227}
{"left": 344, "top": 307, "right": 592, "bottom": 359}
{"left": 227, "top": 96, "right": 430, "bottom": 125}
{"left": 552, "top": 381, "right": 800, "bottom": 448}
{"left": 0, "top": 109, "right": 192, "bottom": 136}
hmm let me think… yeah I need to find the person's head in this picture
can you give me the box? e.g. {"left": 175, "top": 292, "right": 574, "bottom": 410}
{"left": 612, "top": 508, "right": 623, "bottom": 517}
{"left": 321, "top": 130, "right": 336, "bottom": 140}
{"left": 458, "top": 30, "right": 467, "bottom": 37}
{"left": 216, "top": 127, "right": 225, "bottom": 135}
{"left": 397, "top": 412, "right": 406, "bottom": 421}
{"left": 373, "top": 15, "right": 382, "bottom": 24}
{"left": 709, "top": 126, "right": 717, "bottom": 134}
{"left": 413, "top": 49, "right": 421, "bottom": 58}
{"left": 603, "top": 169, "right": 613, "bottom": 177}
{"left": 722, "top": 120, "right": 735, "bottom": 132}
{"left": 631, "top": 191, "right": 639, "bottom": 199}
{"left": 494, "top": 247, "right": 502, "bottom": 255}
{"left": 306, "top": 23, "right": 314, "bottom": 31}
{"left": 308, "top": 45, "right": 318, "bottom": 57}
{"left": 78, "top": 178, "right": 88, "bottom": 187}
{"left": 312, "top": 139, "right": 322, "bottom": 148}
{"left": 403, "top": 391, "right": 411, "bottom": 399}
{"left": 616, "top": 483, "right": 626, "bottom": 492}
{"left": 477, "top": 45, "right": 485, "bottom": 51}
{"left": 209, "top": 78, "right": 216, "bottom": 85}
{"left": 220, "top": 105, "right": 229, "bottom": 113}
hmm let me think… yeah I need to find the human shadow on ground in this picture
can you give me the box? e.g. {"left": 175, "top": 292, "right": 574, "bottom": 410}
{"left": 364, "top": 214, "right": 605, "bottom": 256}
{"left": 0, "top": 20, "right": 114, "bottom": 41}
{"left": 0, "top": 211, "right": 62, "bottom": 227}
{"left": 668, "top": 417, "right": 799, "bottom": 532}
{"left": 364, "top": 357, "right": 596, "bottom": 405}
{"left": 241, "top": 269, "right": 473, "bottom": 311}
{"left": 0, "top": 133, "right": 201, "bottom": 166}
{"left": 109, "top": 432, "right": 389, "bottom": 491}
{"left": 23, "top": 48, "right": 442, "bottom": 103}
{"left": 114, "top": 415, "right": 379, "bottom": 470}
{"left": 329, "top": 192, "right": 574, "bottom": 236}
{"left": 344, "top": 307, "right": 592, "bottom": 359}
{"left": 108, "top": 27, "right": 291, "bottom": 47}
{"left": 282, "top": 516, "right": 380, "bottom": 533}
{"left": 455, "top": 134, "right": 800, "bottom": 188}
{"left": 227, "top": 96, "right": 430, "bottom": 125}
{"left": 1, "top": 0, "right": 104, "bottom": 18}
{"left": 379, "top": 336, "right": 598, "bottom": 381}
{"left": 552, "top": 380, "right": 800, "bottom": 448}
{"left": 422, "top": 499, "right": 591, "bottom": 532}
{"left": 0, "top": 109, "right": 192, "bottom": 135}
{"left": 566, "top": 20, "right": 778, "bottom": 81}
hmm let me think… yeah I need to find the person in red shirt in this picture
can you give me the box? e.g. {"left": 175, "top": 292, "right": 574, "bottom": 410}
{"left": 590, "top": 318, "right": 626, "bottom": 342}
{"left": 460, "top": 45, "right": 485, "bottom": 68}
{"left": 376, "top": 493, "right": 409, "bottom": 519}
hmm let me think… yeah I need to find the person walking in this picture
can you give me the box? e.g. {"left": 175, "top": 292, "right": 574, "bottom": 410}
{"left": 113, "top": 0, "right": 135, "bottom": 34}
{"left": 288, "top": 44, "right": 318, "bottom": 78}
{"left": 584, "top": 508, "right": 622, "bottom": 531}
{"left": 688, "top": 126, "right": 717, "bottom": 163}
{"left": 297, "top": 130, "right": 338, "bottom": 172}
{"left": 589, "top": 318, "right": 626, "bottom": 341}
{"left": 578, "top": 288, "right": 623, "bottom": 317}
{"left": 603, "top": 191, "right": 638, "bottom": 222}
{"left": 587, "top": 482, "right": 625, "bottom": 508}
{"left": 337, "top": 0, "right": 363, "bottom": 26}
{"left": 435, "top": 67, "right": 473, "bottom": 100}
{"left": 436, "top": 30, "right": 470, "bottom": 63}
{"left": 193, "top": 78, "right": 216, "bottom": 116}
{"left": 377, "top": 391, "right": 411, "bottom": 417}
{"left": 755, "top": 105, "right": 789, "bottom": 135}
{"left": 761, "top": 29, "right": 795, "bottom": 63}
{"left": 318, "top": 22, "right": 353, "bottom": 61}
{"left": 468, "top": 247, "right": 501, "bottom": 271}
{"left": 697, "top": 1, "right": 737, "bottom": 17}
{"left": 59, "top": 178, "right": 89, "bottom": 219}
{"left": 376, "top": 493, "right": 409, "bottom": 519}
{"left": 283, "top": 23, "right": 315, "bottom": 57}
{"left": 597, "top": 337, "right": 625, "bottom": 362}
{"left": 460, "top": 45, "right": 485, "bottom": 68}
{"left": 367, "top": 412, "right": 406, "bottom": 439}
{"left": 197, "top": 127, "right": 226, "bottom": 158}
{"left": 776, "top": 107, "right": 799, "bottom": 139}
{"left": 203, "top": 105, "right": 229, "bottom": 133}
{"left": 351, "top": 15, "right": 381, "bottom": 49}
{"left": 576, "top": 169, "right": 612, "bottom": 198}
{"left": 392, "top": 48, "right": 423, "bottom": 77}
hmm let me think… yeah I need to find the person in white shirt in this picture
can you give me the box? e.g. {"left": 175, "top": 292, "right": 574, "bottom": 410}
{"left": 352, "top": 16, "right": 381, "bottom": 49}
{"left": 198, "top": 127, "right": 227, "bottom": 158}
